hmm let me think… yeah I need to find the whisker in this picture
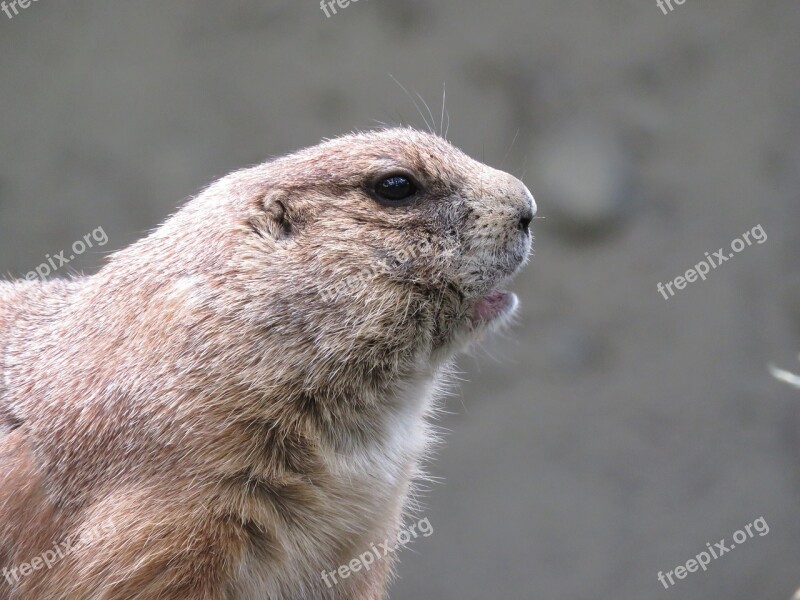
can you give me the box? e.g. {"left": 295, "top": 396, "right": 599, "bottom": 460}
{"left": 501, "top": 128, "right": 520, "bottom": 167}
{"left": 440, "top": 83, "right": 447, "bottom": 138}
{"left": 414, "top": 91, "right": 437, "bottom": 135}
{"left": 389, "top": 74, "right": 434, "bottom": 133}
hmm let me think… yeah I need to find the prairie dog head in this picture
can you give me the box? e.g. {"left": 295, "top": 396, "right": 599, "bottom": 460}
{"left": 236, "top": 129, "right": 535, "bottom": 367}
{"left": 150, "top": 128, "right": 535, "bottom": 393}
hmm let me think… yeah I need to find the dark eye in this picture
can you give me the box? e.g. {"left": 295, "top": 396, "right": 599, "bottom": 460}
{"left": 374, "top": 175, "right": 417, "bottom": 203}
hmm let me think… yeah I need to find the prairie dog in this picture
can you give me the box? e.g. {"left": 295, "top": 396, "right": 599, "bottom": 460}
{"left": 0, "top": 128, "right": 535, "bottom": 599}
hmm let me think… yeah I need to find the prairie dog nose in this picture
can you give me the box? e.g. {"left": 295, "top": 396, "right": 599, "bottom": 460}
{"left": 517, "top": 182, "right": 536, "bottom": 234}
{"left": 473, "top": 167, "right": 537, "bottom": 236}
{"left": 519, "top": 209, "right": 533, "bottom": 234}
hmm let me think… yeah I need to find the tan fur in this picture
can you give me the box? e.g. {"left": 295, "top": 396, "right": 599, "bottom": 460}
{"left": 0, "top": 128, "right": 535, "bottom": 599}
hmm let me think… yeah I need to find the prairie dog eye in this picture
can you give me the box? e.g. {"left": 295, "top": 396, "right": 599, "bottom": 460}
{"left": 373, "top": 174, "right": 417, "bottom": 203}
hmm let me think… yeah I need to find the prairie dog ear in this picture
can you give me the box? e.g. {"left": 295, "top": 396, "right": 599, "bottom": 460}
{"left": 249, "top": 191, "right": 293, "bottom": 240}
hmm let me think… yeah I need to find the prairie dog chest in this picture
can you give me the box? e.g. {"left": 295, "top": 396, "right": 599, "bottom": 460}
{"left": 327, "top": 375, "right": 437, "bottom": 496}
{"left": 232, "top": 377, "right": 438, "bottom": 598}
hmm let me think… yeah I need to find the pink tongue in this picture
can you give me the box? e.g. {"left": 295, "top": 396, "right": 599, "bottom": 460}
{"left": 474, "top": 291, "right": 510, "bottom": 321}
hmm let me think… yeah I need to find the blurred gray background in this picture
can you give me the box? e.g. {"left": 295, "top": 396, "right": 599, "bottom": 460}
{"left": 2, "top": 1, "right": 799, "bottom": 598}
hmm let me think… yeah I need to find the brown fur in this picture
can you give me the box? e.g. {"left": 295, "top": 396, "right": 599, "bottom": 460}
{"left": 0, "top": 128, "right": 534, "bottom": 599}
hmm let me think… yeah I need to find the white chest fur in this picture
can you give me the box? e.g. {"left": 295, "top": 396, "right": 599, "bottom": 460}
{"left": 231, "top": 373, "right": 441, "bottom": 599}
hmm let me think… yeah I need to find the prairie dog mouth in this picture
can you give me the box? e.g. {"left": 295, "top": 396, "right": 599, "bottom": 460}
{"left": 469, "top": 289, "right": 519, "bottom": 324}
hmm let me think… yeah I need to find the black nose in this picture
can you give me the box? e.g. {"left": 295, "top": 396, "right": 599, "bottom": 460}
{"left": 519, "top": 210, "right": 533, "bottom": 234}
